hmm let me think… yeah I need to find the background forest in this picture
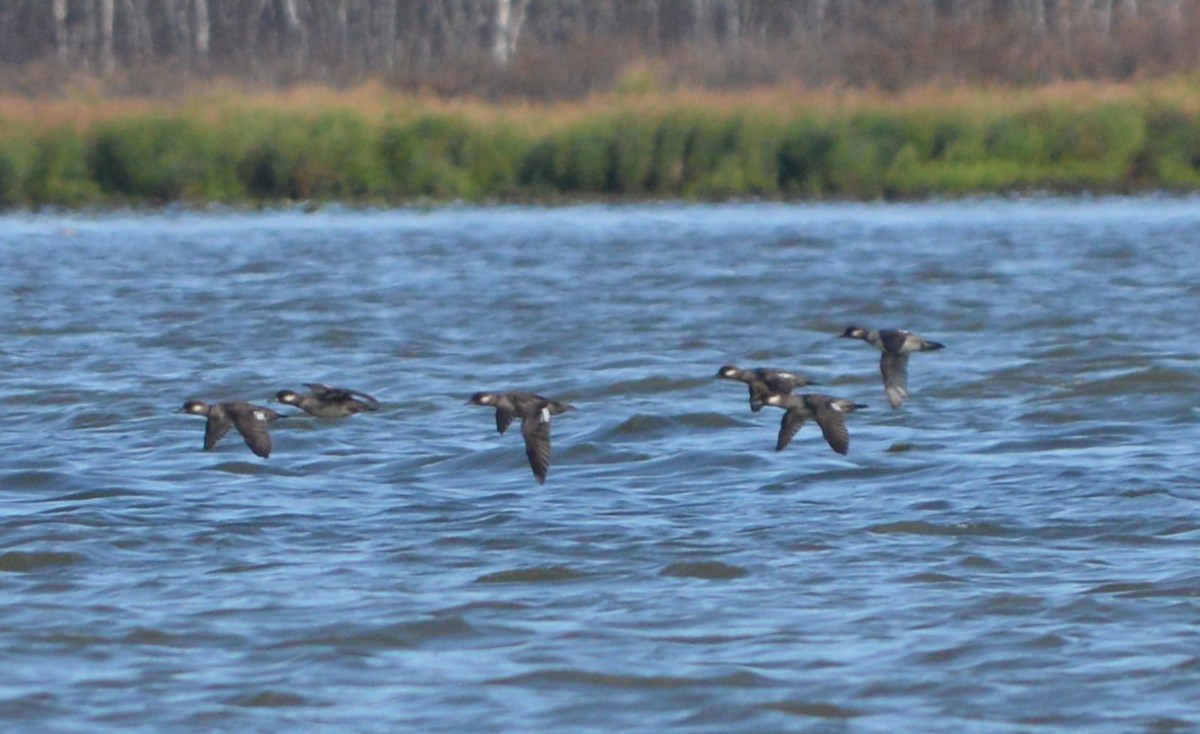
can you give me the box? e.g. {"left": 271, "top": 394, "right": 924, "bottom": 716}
{"left": 2, "top": 1, "right": 1199, "bottom": 97}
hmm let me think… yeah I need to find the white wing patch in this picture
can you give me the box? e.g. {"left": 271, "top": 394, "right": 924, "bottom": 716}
{"left": 831, "top": 403, "right": 844, "bottom": 412}
{"left": 253, "top": 410, "right": 268, "bottom": 421}
{"left": 540, "top": 407, "right": 551, "bottom": 423}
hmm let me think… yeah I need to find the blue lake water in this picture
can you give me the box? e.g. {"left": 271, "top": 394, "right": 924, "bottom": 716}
{"left": 2, "top": 198, "right": 1199, "bottom": 732}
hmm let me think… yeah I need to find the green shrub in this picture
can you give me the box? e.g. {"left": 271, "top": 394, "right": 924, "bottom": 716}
{"left": 26, "top": 128, "right": 96, "bottom": 206}
{"left": 516, "top": 137, "right": 560, "bottom": 194}
{"left": 647, "top": 110, "right": 696, "bottom": 193}
{"left": 715, "top": 113, "right": 786, "bottom": 196}
{"left": 611, "top": 114, "right": 657, "bottom": 194}
{"left": 554, "top": 119, "right": 618, "bottom": 193}
{"left": 777, "top": 117, "right": 835, "bottom": 196}
{"left": 984, "top": 116, "right": 1044, "bottom": 164}
{"left": 0, "top": 131, "right": 25, "bottom": 207}
{"left": 1141, "top": 104, "right": 1200, "bottom": 188}
{"left": 680, "top": 114, "right": 733, "bottom": 193}
{"left": 88, "top": 117, "right": 239, "bottom": 201}
{"left": 379, "top": 114, "right": 480, "bottom": 198}
{"left": 1, "top": 88, "right": 1198, "bottom": 207}
{"left": 455, "top": 126, "right": 528, "bottom": 198}
{"left": 294, "top": 112, "right": 386, "bottom": 199}
{"left": 828, "top": 135, "right": 887, "bottom": 197}
{"left": 929, "top": 115, "right": 985, "bottom": 163}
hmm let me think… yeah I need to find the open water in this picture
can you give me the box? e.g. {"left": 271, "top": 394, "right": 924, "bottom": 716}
{"left": 1, "top": 198, "right": 1199, "bottom": 732}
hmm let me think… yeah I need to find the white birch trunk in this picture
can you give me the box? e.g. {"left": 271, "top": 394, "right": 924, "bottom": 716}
{"left": 813, "top": 0, "right": 829, "bottom": 32}
{"left": 722, "top": 0, "right": 740, "bottom": 43}
{"left": 1028, "top": 0, "right": 1046, "bottom": 35}
{"left": 53, "top": 0, "right": 69, "bottom": 64}
{"left": 379, "top": 0, "right": 397, "bottom": 71}
{"left": 193, "top": 0, "right": 210, "bottom": 60}
{"left": 693, "top": 0, "right": 709, "bottom": 41}
{"left": 278, "top": 0, "right": 306, "bottom": 43}
{"left": 493, "top": 0, "right": 512, "bottom": 64}
{"left": 99, "top": 0, "right": 115, "bottom": 72}
{"left": 492, "top": 0, "right": 529, "bottom": 66}
{"left": 119, "top": 0, "right": 151, "bottom": 62}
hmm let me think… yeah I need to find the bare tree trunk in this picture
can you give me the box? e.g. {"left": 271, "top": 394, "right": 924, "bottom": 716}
{"left": 493, "top": 0, "right": 513, "bottom": 64}
{"left": 245, "top": 0, "right": 268, "bottom": 67}
{"left": 641, "top": 0, "right": 662, "bottom": 52}
{"left": 379, "top": 0, "right": 398, "bottom": 71}
{"left": 493, "top": 0, "right": 530, "bottom": 65}
{"left": 119, "top": 0, "right": 152, "bottom": 63}
{"left": 723, "top": 0, "right": 741, "bottom": 43}
{"left": 53, "top": 0, "right": 69, "bottom": 65}
{"left": 332, "top": 0, "right": 348, "bottom": 69}
{"left": 194, "top": 0, "right": 211, "bottom": 62}
{"left": 813, "top": 0, "right": 829, "bottom": 32}
{"left": 277, "top": 0, "right": 308, "bottom": 67}
{"left": 1027, "top": 0, "right": 1047, "bottom": 34}
{"left": 164, "top": 0, "right": 191, "bottom": 61}
{"left": 80, "top": 0, "right": 96, "bottom": 70}
{"left": 693, "top": 0, "right": 708, "bottom": 41}
{"left": 99, "top": 0, "right": 115, "bottom": 73}
{"left": 1098, "top": 0, "right": 1113, "bottom": 36}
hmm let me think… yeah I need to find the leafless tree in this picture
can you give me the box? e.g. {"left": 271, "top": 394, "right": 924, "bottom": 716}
{"left": 1, "top": 0, "right": 1196, "bottom": 95}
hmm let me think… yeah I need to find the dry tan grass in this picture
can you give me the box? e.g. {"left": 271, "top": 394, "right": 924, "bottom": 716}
{"left": 1, "top": 74, "right": 1196, "bottom": 132}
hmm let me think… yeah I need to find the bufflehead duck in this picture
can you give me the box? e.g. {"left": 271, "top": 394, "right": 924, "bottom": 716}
{"left": 762, "top": 393, "right": 867, "bottom": 455}
{"left": 466, "top": 391, "right": 575, "bottom": 484}
{"left": 176, "top": 400, "right": 282, "bottom": 458}
{"left": 840, "top": 326, "right": 944, "bottom": 409}
{"left": 274, "top": 383, "right": 379, "bottom": 418}
{"left": 715, "top": 365, "right": 818, "bottom": 412}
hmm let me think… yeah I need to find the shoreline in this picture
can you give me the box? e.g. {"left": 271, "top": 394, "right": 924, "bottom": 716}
{"left": 1, "top": 78, "right": 1198, "bottom": 208}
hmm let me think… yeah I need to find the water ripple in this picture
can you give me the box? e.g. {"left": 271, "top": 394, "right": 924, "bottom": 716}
{"left": 2, "top": 199, "right": 1200, "bottom": 732}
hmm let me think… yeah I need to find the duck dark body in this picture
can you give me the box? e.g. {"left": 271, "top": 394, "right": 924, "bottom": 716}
{"left": 715, "top": 365, "right": 818, "bottom": 412}
{"left": 274, "top": 383, "right": 379, "bottom": 418}
{"left": 840, "top": 326, "right": 944, "bottom": 409}
{"left": 466, "top": 391, "right": 575, "bottom": 484}
{"left": 177, "top": 400, "right": 282, "bottom": 458}
{"left": 762, "top": 393, "right": 866, "bottom": 455}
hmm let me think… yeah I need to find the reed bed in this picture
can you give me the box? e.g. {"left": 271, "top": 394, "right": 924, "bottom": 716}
{"left": 1, "top": 79, "right": 1197, "bottom": 207}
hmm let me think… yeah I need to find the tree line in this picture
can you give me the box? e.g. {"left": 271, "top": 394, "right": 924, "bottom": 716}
{"left": 1, "top": 1, "right": 1197, "bottom": 97}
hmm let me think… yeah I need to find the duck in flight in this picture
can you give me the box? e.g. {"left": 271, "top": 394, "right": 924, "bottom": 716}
{"left": 466, "top": 391, "right": 575, "bottom": 484}
{"left": 176, "top": 400, "right": 282, "bottom": 458}
{"left": 274, "top": 383, "right": 379, "bottom": 418}
{"left": 715, "top": 365, "right": 818, "bottom": 412}
{"left": 840, "top": 326, "right": 944, "bottom": 409}
{"left": 762, "top": 393, "right": 867, "bottom": 455}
